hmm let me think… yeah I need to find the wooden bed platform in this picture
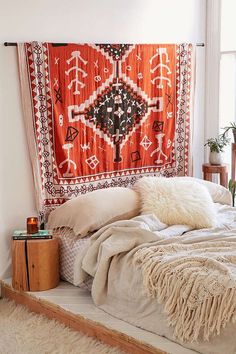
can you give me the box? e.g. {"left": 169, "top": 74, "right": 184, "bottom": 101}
{"left": 0, "top": 279, "right": 197, "bottom": 354}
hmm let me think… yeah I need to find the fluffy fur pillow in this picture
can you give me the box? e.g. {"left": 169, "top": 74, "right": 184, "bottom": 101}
{"left": 47, "top": 187, "right": 140, "bottom": 237}
{"left": 135, "top": 177, "right": 216, "bottom": 229}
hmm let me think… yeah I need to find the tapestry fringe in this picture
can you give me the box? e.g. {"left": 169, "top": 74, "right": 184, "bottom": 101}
{"left": 17, "top": 43, "right": 44, "bottom": 219}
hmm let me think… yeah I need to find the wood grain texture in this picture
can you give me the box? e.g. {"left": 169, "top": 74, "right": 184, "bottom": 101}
{"left": 232, "top": 143, "right": 236, "bottom": 180}
{"left": 12, "top": 240, "right": 29, "bottom": 291}
{"left": 12, "top": 238, "right": 59, "bottom": 292}
{"left": 27, "top": 239, "right": 59, "bottom": 291}
{"left": 202, "top": 163, "right": 228, "bottom": 187}
{"left": 1, "top": 281, "right": 166, "bottom": 354}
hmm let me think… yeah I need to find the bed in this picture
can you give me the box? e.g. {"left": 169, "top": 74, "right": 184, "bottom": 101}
{"left": 49, "top": 177, "right": 236, "bottom": 354}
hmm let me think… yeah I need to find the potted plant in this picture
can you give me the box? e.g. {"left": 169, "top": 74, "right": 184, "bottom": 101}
{"left": 204, "top": 135, "right": 230, "bottom": 165}
{"left": 228, "top": 179, "right": 236, "bottom": 206}
{"left": 222, "top": 122, "right": 236, "bottom": 143}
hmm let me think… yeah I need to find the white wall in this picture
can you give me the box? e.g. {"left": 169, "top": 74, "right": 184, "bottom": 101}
{"left": 0, "top": 0, "right": 206, "bottom": 279}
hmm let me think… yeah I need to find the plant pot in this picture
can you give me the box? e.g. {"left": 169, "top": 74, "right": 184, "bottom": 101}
{"left": 209, "top": 151, "right": 222, "bottom": 165}
{"left": 233, "top": 128, "right": 236, "bottom": 143}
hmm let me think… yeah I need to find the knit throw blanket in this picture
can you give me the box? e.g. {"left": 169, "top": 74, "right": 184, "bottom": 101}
{"left": 134, "top": 241, "right": 236, "bottom": 342}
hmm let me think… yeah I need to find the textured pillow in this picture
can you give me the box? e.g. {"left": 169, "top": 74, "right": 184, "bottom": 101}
{"left": 134, "top": 177, "right": 216, "bottom": 229}
{"left": 47, "top": 187, "right": 140, "bottom": 237}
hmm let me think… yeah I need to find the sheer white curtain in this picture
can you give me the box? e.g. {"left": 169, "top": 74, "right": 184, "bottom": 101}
{"left": 219, "top": 54, "right": 236, "bottom": 170}
{"left": 219, "top": 0, "right": 236, "bottom": 175}
{"left": 221, "top": 0, "right": 236, "bottom": 51}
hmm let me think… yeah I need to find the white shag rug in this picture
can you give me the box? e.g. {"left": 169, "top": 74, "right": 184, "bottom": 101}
{"left": 0, "top": 299, "right": 124, "bottom": 354}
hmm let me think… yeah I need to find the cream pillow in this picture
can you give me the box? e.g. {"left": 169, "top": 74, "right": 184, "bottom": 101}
{"left": 181, "top": 177, "right": 232, "bottom": 205}
{"left": 135, "top": 177, "right": 216, "bottom": 229}
{"left": 47, "top": 187, "right": 140, "bottom": 237}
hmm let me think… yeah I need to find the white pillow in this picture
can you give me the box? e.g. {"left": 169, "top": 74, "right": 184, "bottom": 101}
{"left": 47, "top": 187, "right": 140, "bottom": 237}
{"left": 181, "top": 177, "right": 232, "bottom": 205}
{"left": 134, "top": 177, "right": 216, "bottom": 229}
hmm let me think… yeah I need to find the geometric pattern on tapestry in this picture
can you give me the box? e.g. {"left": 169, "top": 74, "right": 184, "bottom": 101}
{"left": 21, "top": 42, "right": 193, "bottom": 221}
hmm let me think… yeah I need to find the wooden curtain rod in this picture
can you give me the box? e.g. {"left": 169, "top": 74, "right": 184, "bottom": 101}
{"left": 4, "top": 42, "right": 68, "bottom": 47}
{"left": 4, "top": 42, "right": 205, "bottom": 47}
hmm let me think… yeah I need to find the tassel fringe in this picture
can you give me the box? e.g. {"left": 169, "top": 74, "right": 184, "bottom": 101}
{"left": 134, "top": 242, "right": 236, "bottom": 342}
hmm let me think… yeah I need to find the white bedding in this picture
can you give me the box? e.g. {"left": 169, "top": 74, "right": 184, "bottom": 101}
{"left": 74, "top": 203, "right": 236, "bottom": 354}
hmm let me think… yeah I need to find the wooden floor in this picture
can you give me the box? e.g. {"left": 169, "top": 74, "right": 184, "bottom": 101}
{"left": 1, "top": 279, "right": 198, "bottom": 354}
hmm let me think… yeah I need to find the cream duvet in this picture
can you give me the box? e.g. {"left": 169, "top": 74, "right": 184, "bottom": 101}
{"left": 74, "top": 203, "right": 236, "bottom": 354}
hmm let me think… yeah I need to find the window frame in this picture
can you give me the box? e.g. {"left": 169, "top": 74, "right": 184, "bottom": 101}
{"left": 205, "top": 0, "right": 221, "bottom": 161}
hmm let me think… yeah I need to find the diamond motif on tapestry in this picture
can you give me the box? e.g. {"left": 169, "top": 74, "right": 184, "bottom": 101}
{"left": 85, "top": 155, "right": 99, "bottom": 170}
{"left": 140, "top": 135, "right": 152, "bottom": 150}
{"left": 85, "top": 79, "right": 148, "bottom": 140}
{"left": 97, "top": 44, "right": 131, "bottom": 60}
{"left": 84, "top": 79, "right": 148, "bottom": 162}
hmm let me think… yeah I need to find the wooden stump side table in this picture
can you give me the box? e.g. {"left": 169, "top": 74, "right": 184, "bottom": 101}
{"left": 231, "top": 143, "right": 236, "bottom": 180}
{"left": 202, "top": 163, "right": 228, "bottom": 188}
{"left": 12, "top": 238, "right": 59, "bottom": 292}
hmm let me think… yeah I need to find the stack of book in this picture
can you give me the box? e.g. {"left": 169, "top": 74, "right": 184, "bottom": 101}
{"left": 12, "top": 230, "right": 53, "bottom": 240}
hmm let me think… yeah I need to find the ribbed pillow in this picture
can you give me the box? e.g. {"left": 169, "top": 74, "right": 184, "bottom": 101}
{"left": 47, "top": 187, "right": 140, "bottom": 237}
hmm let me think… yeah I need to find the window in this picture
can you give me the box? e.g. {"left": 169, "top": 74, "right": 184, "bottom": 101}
{"left": 219, "top": 0, "right": 236, "bottom": 166}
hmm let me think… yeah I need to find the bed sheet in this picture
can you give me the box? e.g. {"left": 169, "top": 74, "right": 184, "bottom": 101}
{"left": 54, "top": 228, "right": 93, "bottom": 290}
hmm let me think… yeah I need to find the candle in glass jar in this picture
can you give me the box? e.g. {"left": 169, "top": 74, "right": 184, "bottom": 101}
{"left": 27, "top": 217, "right": 38, "bottom": 234}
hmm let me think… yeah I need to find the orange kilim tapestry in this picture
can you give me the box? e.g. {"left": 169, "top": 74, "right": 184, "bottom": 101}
{"left": 18, "top": 42, "right": 194, "bottom": 221}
